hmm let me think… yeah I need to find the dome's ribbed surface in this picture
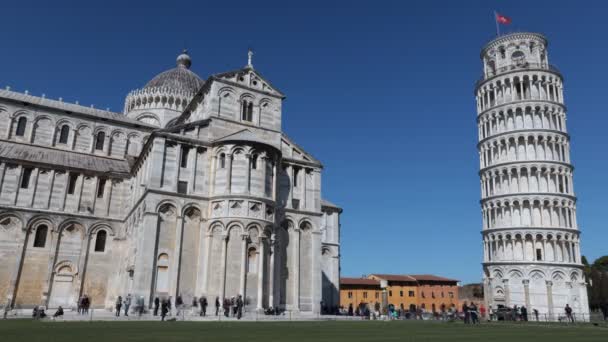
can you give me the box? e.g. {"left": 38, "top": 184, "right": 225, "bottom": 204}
{"left": 143, "top": 50, "right": 204, "bottom": 94}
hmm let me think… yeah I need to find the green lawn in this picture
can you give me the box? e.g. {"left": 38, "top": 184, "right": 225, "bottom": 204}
{"left": 0, "top": 320, "right": 606, "bottom": 342}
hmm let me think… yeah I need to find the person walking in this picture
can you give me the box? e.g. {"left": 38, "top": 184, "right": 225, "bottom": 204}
{"left": 215, "top": 297, "right": 220, "bottom": 316}
{"left": 161, "top": 300, "right": 168, "bottom": 321}
{"left": 533, "top": 308, "right": 539, "bottom": 322}
{"left": 153, "top": 297, "right": 160, "bottom": 316}
{"left": 521, "top": 306, "right": 528, "bottom": 322}
{"left": 565, "top": 304, "right": 574, "bottom": 322}
{"left": 200, "top": 296, "right": 208, "bottom": 317}
{"left": 115, "top": 296, "right": 122, "bottom": 317}
{"left": 176, "top": 295, "right": 183, "bottom": 317}
{"left": 601, "top": 301, "right": 608, "bottom": 321}
{"left": 462, "top": 302, "right": 470, "bottom": 324}
{"left": 469, "top": 303, "right": 479, "bottom": 324}
{"left": 124, "top": 294, "right": 132, "bottom": 317}
{"left": 237, "top": 295, "right": 244, "bottom": 320}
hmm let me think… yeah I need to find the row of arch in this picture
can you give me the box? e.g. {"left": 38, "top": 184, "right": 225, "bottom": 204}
{"left": 481, "top": 164, "right": 574, "bottom": 198}
{"left": 477, "top": 72, "right": 563, "bottom": 113}
{"left": 5, "top": 112, "right": 145, "bottom": 158}
{"left": 478, "top": 105, "right": 566, "bottom": 140}
{"left": 482, "top": 197, "right": 577, "bottom": 230}
{"left": 482, "top": 36, "right": 547, "bottom": 77}
{"left": 489, "top": 267, "right": 580, "bottom": 285}
{"left": 479, "top": 133, "right": 570, "bottom": 169}
{"left": 484, "top": 231, "right": 580, "bottom": 264}
{"left": 124, "top": 87, "right": 195, "bottom": 114}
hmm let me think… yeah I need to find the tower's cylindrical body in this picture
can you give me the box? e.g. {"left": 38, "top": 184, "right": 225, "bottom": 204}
{"left": 475, "top": 33, "right": 589, "bottom": 320}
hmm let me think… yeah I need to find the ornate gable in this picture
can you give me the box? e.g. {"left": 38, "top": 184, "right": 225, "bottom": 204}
{"left": 213, "top": 68, "right": 284, "bottom": 99}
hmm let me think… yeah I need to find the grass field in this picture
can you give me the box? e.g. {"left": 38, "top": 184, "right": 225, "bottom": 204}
{"left": 1, "top": 320, "right": 607, "bottom": 342}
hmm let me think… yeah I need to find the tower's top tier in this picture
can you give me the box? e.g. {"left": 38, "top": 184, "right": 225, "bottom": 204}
{"left": 480, "top": 32, "right": 550, "bottom": 80}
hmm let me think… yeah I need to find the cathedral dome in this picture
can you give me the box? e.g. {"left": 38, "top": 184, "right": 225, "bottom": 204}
{"left": 143, "top": 50, "right": 204, "bottom": 94}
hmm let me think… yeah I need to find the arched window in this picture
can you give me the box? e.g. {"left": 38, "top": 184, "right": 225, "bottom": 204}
{"left": 241, "top": 100, "right": 253, "bottom": 122}
{"left": 95, "top": 132, "right": 105, "bottom": 150}
{"left": 16, "top": 117, "right": 27, "bottom": 137}
{"left": 251, "top": 154, "right": 258, "bottom": 170}
{"left": 156, "top": 253, "right": 170, "bottom": 293}
{"left": 33, "top": 225, "right": 48, "bottom": 248}
{"left": 59, "top": 125, "right": 70, "bottom": 144}
{"left": 94, "top": 230, "right": 107, "bottom": 252}
{"left": 219, "top": 153, "right": 226, "bottom": 168}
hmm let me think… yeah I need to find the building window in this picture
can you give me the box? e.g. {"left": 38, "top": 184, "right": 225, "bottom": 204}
{"left": 251, "top": 154, "right": 258, "bottom": 170}
{"left": 16, "top": 117, "right": 27, "bottom": 137}
{"left": 33, "top": 225, "right": 48, "bottom": 248}
{"left": 448, "top": 292, "right": 454, "bottom": 298}
{"left": 68, "top": 173, "right": 78, "bottom": 195}
{"left": 432, "top": 292, "right": 436, "bottom": 299}
{"left": 408, "top": 291, "right": 415, "bottom": 297}
{"left": 347, "top": 291, "right": 353, "bottom": 299}
{"left": 95, "top": 132, "right": 105, "bottom": 150}
{"left": 363, "top": 292, "right": 368, "bottom": 299}
{"left": 421, "top": 291, "right": 425, "bottom": 298}
{"left": 400, "top": 291, "right": 404, "bottom": 297}
{"left": 177, "top": 181, "right": 188, "bottom": 194}
{"left": 20, "top": 167, "right": 33, "bottom": 189}
{"left": 59, "top": 125, "right": 70, "bottom": 144}
{"left": 292, "top": 199, "right": 300, "bottom": 210}
{"left": 389, "top": 290, "right": 392, "bottom": 297}
{"left": 219, "top": 154, "right": 226, "bottom": 168}
{"left": 94, "top": 230, "right": 107, "bottom": 252}
{"left": 180, "top": 146, "right": 190, "bottom": 168}
{"left": 375, "top": 292, "right": 379, "bottom": 299}
{"left": 293, "top": 168, "right": 299, "bottom": 187}
{"left": 536, "top": 248, "right": 543, "bottom": 261}
{"left": 241, "top": 100, "right": 253, "bottom": 122}
{"left": 97, "top": 178, "right": 106, "bottom": 198}
{"left": 441, "top": 292, "right": 445, "bottom": 298}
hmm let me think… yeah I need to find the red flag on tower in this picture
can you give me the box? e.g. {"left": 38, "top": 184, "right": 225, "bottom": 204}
{"left": 496, "top": 13, "right": 512, "bottom": 25}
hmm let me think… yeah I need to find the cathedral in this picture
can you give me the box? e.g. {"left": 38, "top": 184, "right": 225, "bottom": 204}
{"left": 0, "top": 50, "right": 342, "bottom": 314}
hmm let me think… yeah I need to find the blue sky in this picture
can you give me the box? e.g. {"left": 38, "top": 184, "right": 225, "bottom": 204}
{"left": 2, "top": 1, "right": 607, "bottom": 283}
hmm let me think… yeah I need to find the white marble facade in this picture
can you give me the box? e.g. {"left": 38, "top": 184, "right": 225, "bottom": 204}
{"left": 476, "top": 33, "right": 589, "bottom": 319}
{"left": 0, "top": 51, "right": 341, "bottom": 314}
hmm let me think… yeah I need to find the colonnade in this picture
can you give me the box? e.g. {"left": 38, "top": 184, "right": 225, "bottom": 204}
{"left": 476, "top": 72, "right": 563, "bottom": 112}
{"left": 479, "top": 133, "right": 569, "bottom": 168}
{"left": 483, "top": 232, "right": 580, "bottom": 264}
{"left": 480, "top": 164, "right": 573, "bottom": 197}
{"left": 478, "top": 105, "right": 565, "bottom": 140}
{"left": 481, "top": 197, "right": 577, "bottom": 230}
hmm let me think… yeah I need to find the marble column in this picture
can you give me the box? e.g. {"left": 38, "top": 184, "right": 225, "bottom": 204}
{"left": 546, "top": 280, "right": 554, "bottom": 320}
{"left": 268, "top": 234, "right": 276, "bottom": 308}
{"left": 523, "top": 279, "right": 531, "bottom": 313}
{"left": 219, "top": 235, "right": 228, "bottom": 305}
{"left": 239, "top": 235, "right": 248, "bottom": 297}
{"left": 256, "top": 237, "right": 266, "bottom": 310}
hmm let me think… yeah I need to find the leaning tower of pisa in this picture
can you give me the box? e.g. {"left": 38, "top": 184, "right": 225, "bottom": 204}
{"left": 476, "top": 33, "right": 589, "bottom": 320}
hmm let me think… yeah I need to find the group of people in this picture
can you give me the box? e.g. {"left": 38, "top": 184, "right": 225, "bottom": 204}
{"left": 148, "top": 294, "right": 245, "bottom": 320}
{"left": 341, "top": 302, "right": 463, "bottom": 321}
{"left": 77, "top": 295, "right": 91, "bottom": 315}
{"left": 461, "top": 302, "right": 483, "bottom": 324}
{"left": 114, "top": 294, "right": 146, "bottom": 317}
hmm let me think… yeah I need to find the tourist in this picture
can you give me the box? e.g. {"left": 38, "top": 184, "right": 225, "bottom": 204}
{"left": 77, "top": 296, "right": 83, "bottom": 314}
{"left": 160, "top": 300, "right": 168, "bottom": 321}
{"left": 200, "top": 296, "right": 208, "bottom": 317}
{"left": 32, "top": 306, "right": 46, "bottom": 319}
{"left": 237, "top": 295, "right": 244, "bottom": 320}
{"left": 533, "top": 308, "right": 539, "bottom": 321}
{"left": 469, "top": 303, "right": 479, "bottom": 324}
{"left": 348, "top": 303, "right": 353, "bottom": 316}
{"left": 215, "top": 297, "right": 220, "bottom": 316}
{"left": 521, "top": 305, "right": 528, "bottom": 321}
{"left": 479, "top": 304, "right": 486, "bottom": 321}
{"left": 115, "top": 296, "right": 122, "bottom": 317}
{"left": 153, "top": 297, "right": 160, "bottom": 316}
{"left": 462, "top": 302, "right": 470, "bottom": 324}
{"left": 565, "top": 304, "right": 574, "bottom": 322}
{"left": 176, "top": 295, "right": 183, "bottom": 317}
{"left": 231, "top": 296, "right": 236, "bottom": 317}
{"left": 83, "top": 295, "right": 90, "bottom": 315}
{"left": 601, "top": 301, "right": 608, "bottom": 321}
{"left": 124, "top": 293, "right": 132, "bottom": 317}
{"left": 223, "top": 298, "right": 230, "bottom": 317}
{"left": 137, "top": 296, "right": 145, "bottom": 316}
{"left": 53, "top": 306, "right": 64, "bottom": 319}
{"left": 167, "top": 297, "right": 172, "bottom": 316}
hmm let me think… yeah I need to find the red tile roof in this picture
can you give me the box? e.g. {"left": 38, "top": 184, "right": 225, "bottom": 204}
{"left": 369, "top": 274, "right": 417, "bottom": 282}
{"left": 370, "top": 274, "right": 459, "bottom": 283}
{"left": 340, "top": 277, "right": 381, "bottom": 286}
{"left": 409, "top": 274, "right": 460, "bottom": 283}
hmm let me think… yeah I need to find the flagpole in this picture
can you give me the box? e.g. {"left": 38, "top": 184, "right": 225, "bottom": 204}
{"left": 494, "top": 10, "right": 500, "bottom": 36}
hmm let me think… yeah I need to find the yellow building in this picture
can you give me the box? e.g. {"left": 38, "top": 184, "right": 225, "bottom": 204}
{"left": 340, "top": 274, "right": 459, "bottom": 312}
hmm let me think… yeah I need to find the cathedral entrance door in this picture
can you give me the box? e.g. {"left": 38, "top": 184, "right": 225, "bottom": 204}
{"left": 48, "top": 265, "right": 76, "bottom": 308}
